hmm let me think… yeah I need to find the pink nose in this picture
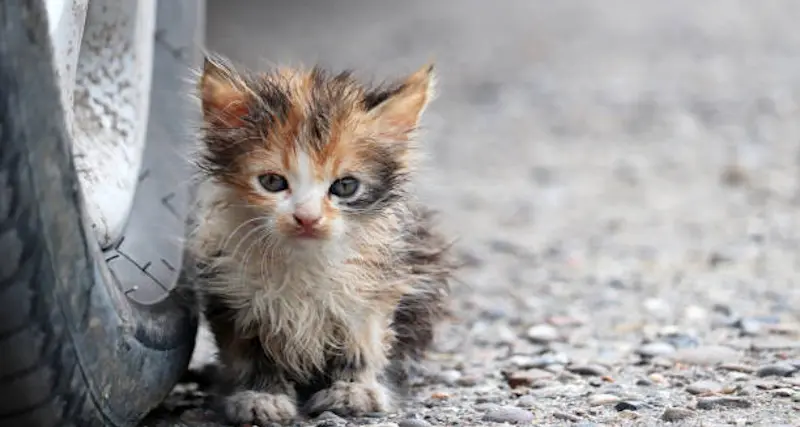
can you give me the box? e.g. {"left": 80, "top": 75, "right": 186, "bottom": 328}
{"left": 293, "top": 213, "right": 321, "bottom": 228}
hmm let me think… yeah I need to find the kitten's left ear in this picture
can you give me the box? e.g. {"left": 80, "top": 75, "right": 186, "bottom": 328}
{"left": 366, "top": 63, "right": 436, "bottom": 140}
{"left": 199, "top": 56, "right": 251, "bottom": 128}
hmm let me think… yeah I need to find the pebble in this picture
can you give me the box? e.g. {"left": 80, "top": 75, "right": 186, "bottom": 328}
{"left": 482, "top": 406, "right": 535, "bottom": 424}
{"left": 718, "top": 362, "right": 756, "bottom": 373}
{"left": 686, "top": 380, "right": 723, "bottom": 395}
{"left": 751, "top": 337, "right": 800, "bottom": 351}
{"left": 737, "top": 318, "right": 765, "bottom": 336}
{"left": 637, "top": 342, "right": 676, "bottom": 357}
{"left": 456, "top": 374, "right": 480, "bottom": 387}
{"left": 506, "top": 369, "right": 555, "bottom": 388}
{"left": 671, "top": 345, "right": 740, "bottom": 365}
{"left": 516, "top": 395, "right": 537, "bottom": 408}
{"left": 507, "top": 353, "right": 569, "bottom": 369}
{"left": 614, "top": 401, "right": 645, "bottom": 411}
{"left": 661, "top": 407, "right": 695, "bottom": 422}
{"left": 435, "top": 369, "right": 463, "bottom": 385}
{"left": 754, "top": 379, "right": 781, "bottom": 390}
{"left": 588, "top": 393, "right": 620, "bottom": 406}
{"left": 727, "top": 372, "right": 751, "bottom": 382}
{"left": 527, "top": 324, "right": 560, "bottom": 343}
{"left": 398, "top": 420, "right": 432, "bottom": 427}
{"left": 755, "top": 362, "right": 797, "bottom": 377}
{"left": 696, "top": 396, "right": 753, "bottom": 410}
{"left": 662, "top": 333, "right": 700, "bottom": 349}
{"left": 648, "top": 373, "right": 667, "bottom": 384}
{"left": 316, "top": 411, "right": 346, "bottom": 422}
{"left": 773, "top": 388, "right": 794, "bottom": 398}
{"left": 553, "top": 412, "right": 581, "bottom": 422}
{"left": 793, "top": 392, "right": 800, "bottom": 402}
{"left": 568, "top": 364, "right": 609, "bottom": 376}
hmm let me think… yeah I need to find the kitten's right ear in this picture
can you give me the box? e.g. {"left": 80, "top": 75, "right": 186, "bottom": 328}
{"left": 199, "top": 56, "right": 250, "bottom": 128}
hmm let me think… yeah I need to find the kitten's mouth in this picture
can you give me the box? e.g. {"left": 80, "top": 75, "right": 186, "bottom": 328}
{"left": 293, "top": 228, "right": 325, "bottom": 240}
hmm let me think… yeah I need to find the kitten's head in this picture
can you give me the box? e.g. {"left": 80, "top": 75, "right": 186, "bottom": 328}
{"left": 196, "top": 55, "right": 435, "bottom": 246}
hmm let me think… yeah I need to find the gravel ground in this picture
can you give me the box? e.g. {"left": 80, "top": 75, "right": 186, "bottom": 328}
{"left": 144, "top": 1, "right": 800, "bottom": 425}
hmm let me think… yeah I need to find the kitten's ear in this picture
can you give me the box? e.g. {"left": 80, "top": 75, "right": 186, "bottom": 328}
{"left": 199, "top": 56, "right": 250, "bottom": 128}
{"left": 366, "top": 63, "right": 436, "bottom": 140}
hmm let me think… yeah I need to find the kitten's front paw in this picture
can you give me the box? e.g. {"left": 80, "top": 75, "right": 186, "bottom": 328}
{"left": 223, "top": 390, "right": 297, "bottom": 424}
{"left": 306, "top": 380, "right": 392, "bottom": 417}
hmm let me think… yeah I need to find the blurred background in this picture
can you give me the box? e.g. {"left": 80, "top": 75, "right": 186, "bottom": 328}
{"left": 175, "top": 0, "right": 800, "bottom": 424}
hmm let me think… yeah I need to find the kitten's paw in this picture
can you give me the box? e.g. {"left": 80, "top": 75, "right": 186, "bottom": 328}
{"left": 306, "top": 380, "right": 392, "bottom": 417}
{"left": 223, "top": 390, "right": 297, "bottom": 424}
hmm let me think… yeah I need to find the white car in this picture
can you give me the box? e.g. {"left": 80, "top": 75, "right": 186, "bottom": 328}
{"left": 0, "top": 0, "right": 205, "bottom": 425}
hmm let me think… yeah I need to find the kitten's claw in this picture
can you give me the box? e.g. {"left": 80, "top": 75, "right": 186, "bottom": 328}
{"left": 223, "top": 390, "right": 297, "bottom": 424}
{"left": 306, "top": 380, "right": 392, "bottom": 417}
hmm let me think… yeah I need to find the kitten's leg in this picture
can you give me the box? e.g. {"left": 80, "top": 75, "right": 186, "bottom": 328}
{"left": 305, "top": 319, "right": 395, "bottom": 417}
{"left": 204, "top": 295, "right": 298, "bottom": 424}
{"left": 218, "top": 363, "right": 298, "bottom": 424}
{"left": 305, "top": 368, "right": 394, "bottom": 417}
{"left": 223, "top": 387, "right": 297, "bottom": 424}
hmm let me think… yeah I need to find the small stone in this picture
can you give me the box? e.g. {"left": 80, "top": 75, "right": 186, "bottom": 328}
{"left": 588, "top": 393, "right": 620, "bottom": 406}
{"left": 718, "top": 363, "right": 756, "bottom": 373}
{"left": 773, "top": 388, "right": 794, "bottom": 398}
{"left": 635, "top": 378, "right": 653, "bottom": 386}
{"left": 737, "top": 318, "right": 764, "bottom": 336}
{"left": 553, "top": 412, "right": 580, "bottom": 422}
{"left": 686, "top": 380, "right": 723, "bottom": 395}
{"left": 721, "top": 384, "right": 741, "bottom": 394}
{"left": 482, "top": 406, "right": 535, "bottom": 424}
{"left": 430, "top": 392, "right": 450, "bottom": 400}
{"left": 568, "top": 364, "right": 609, "bottom": 376}
{"left": 752, "top": 336, "right": 800, "bottom": 351}
{"left": 652, "top": 357, "right": 674, "bottom": 368}
{"left": 793, "top": 392, "right": 800, "bottom": 402}
{"left": 671, "top": 345, "right": 740, "bottom": 365}
{"left": 661, "top": 407, "right": 695, "bottom": 422}
{"left": 398, "top": 420, "right": 432, "bottom": 427}
{"left": 637, "top": 342, "right": 676, "bottom": 358}
{"left": 316, "top": 411, "right": 345, "bottom": 421}
{"left": 648, "top": 373, "right": 667, "bottom": 384}
{"left": 516, "top": 395, "right": 537, "bottom": 408}
{"left": 506, "top": 369, "right": 555, "bottom": 388}
{"left": 754, "top": 379, "right": 781, "bottom": 390}
{"left": 727, "top": 372, "right": 751, "bottom": 382}
{"left": 435, "top": 369, "right": 462, "bottom": 385}
{"left": 526, "top": 324, "right": 560, "bottom": 343}
{"left": 644, "top": 298, "right": 672, "bottom": 318}
{"left": 664, "top": 333, "right": 701, "bottom": 349}
{"left": 696, "top": 396, "right": 753, "bottom": 410}
{"left": 755, "top": 362, "right": 798, "bottom": 377}
{"left": 614, "top": 401, "right": 645, "bottom": 411}
{"left": 456, "top": 374, "right": 480, "bottom": 387}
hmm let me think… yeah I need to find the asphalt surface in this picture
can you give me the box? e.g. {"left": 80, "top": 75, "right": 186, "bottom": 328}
{"left": 145, "top": 1, "right": 800, "bottom": 425}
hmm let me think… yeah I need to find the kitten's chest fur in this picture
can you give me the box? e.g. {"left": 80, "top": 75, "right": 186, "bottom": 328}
{"left": 205, "top": 247, "right": 399, "bottom": 382}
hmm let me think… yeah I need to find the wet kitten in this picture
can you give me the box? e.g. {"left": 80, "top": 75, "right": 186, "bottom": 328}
{"left": 187, "top": 54, "right": 455, "bottom": 425}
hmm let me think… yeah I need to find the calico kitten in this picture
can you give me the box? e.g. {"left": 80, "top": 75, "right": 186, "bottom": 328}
{"left": 187, "top": 54, "right": 455, "bottom": 425}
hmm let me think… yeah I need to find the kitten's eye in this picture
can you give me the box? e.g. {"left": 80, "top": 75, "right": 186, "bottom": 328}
{"left": 329, "top": 176, "right": 360, "bottom": 198}
{"left": 258, "top": 173, "right": 289, "bottom": 192}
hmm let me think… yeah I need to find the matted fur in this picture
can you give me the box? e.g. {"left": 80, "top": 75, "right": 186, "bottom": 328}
{"left": 187, "top": 53, "right": 455, "bottom": 424}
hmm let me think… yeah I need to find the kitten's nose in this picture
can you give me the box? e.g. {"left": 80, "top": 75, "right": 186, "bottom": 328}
{"left": 293, "top": 213, "right": 321, "bottom": 229}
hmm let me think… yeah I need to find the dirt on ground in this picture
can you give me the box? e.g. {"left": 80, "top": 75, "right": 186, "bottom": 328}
{"left": 144, "top": 1, "right": 800, "bottom": 425}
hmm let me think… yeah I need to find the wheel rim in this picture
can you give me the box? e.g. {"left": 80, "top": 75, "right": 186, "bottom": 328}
{"left": 46, "top": 0, "right": 156, "bottom": 249}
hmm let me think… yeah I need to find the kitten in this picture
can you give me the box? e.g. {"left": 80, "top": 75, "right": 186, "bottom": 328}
{"left": 187, "top": 54, "right": 456, "bottom": 425}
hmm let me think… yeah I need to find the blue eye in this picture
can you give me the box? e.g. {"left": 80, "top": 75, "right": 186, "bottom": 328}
{"left": 258, "top": 173, "right": 289, "bottom": 192}
{"left": 329, "top": 176, "right": 360, "bottom": 198}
